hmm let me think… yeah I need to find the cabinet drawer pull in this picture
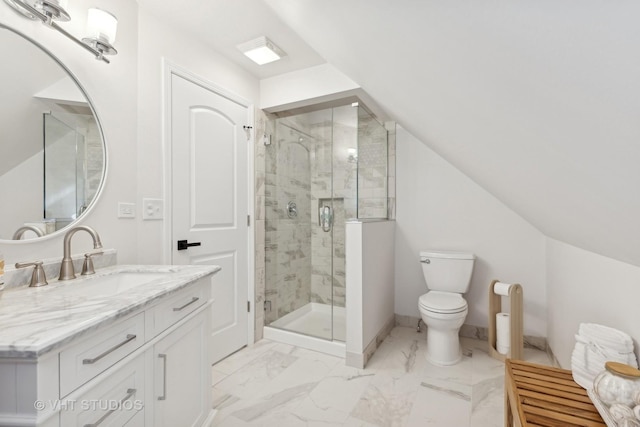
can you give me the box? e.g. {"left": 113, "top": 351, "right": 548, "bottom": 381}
{"left": 158, "top": 354, "right": 167, "bottom": 401}
{"left": 83, "top": 388, "right": 137, "bottom": 427}
{"left": 82, "top": 334, "right": 137, "bottom": 365}
{"left": 173, "top": 296, "right": 199, "bottom": 312}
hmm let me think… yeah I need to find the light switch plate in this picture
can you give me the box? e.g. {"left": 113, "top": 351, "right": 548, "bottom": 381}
{"left": 143, "top": 198, "right": 163, "bottom": 220}
{"left": 118, "top": 202, "right": 136, "bottom": 218}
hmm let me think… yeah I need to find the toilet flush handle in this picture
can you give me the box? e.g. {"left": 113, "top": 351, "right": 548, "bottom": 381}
{"left": 420, "top": 257, "right": 430, "bottom": 264}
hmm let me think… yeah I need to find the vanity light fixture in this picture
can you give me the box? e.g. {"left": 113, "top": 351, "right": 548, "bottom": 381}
{"left": 237, "top": 36, "right": 286, "bottom": 65}
{"left": 82, "top": 8, "right": 118, "bottom": 59}
{"left": 2, "top": 0, "right": 118, "bottom": 63}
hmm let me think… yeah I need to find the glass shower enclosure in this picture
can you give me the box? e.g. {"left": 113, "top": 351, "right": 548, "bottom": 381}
{"left": 43, "top": 112, "right": 102, "bottom": 231}
{"left": 264, "top": 102, "right": 388, "bottom": 343}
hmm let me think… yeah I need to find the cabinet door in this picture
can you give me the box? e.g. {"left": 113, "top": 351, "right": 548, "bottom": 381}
{"left": 153, "top": 309, "right": 211, "bottom": 427}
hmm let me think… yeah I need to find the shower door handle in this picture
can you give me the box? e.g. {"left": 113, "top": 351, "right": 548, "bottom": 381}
{"left": 318, "top": 206, "right": 333, "bottom": 232}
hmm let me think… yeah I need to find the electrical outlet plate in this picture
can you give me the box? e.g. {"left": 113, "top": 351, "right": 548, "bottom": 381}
{"left": 118, "top": 202, "right": 135, "bottom": 218}
{"left": 143, "top": 198, "right": 163, "bottom": 220}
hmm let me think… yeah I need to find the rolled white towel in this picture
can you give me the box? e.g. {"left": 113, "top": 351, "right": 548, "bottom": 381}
{"left": 578, "top": 340, "right": 636, "bottom": 372}
{"left": 579, "top": 324, "right": 633, "bottom": 348}
{"left": 579, "top": 323, "right": 635, "bottom": 353}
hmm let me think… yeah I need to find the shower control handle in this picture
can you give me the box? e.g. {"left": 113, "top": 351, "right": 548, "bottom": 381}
{"left": 319, "top": 205, "right": 333, "bottom": 232}
{"left": 286, "top": 201, "right": 298, "bottom": 219}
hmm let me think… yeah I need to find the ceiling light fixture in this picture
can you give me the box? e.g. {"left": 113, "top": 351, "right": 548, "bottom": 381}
{"left": 2, "top": 0, "right": 118, "bottom": 63}
{"left": 237, "top": 36, "right": 286, "bottom": 65}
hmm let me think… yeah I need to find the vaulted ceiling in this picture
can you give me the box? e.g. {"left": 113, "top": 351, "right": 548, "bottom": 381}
{"left": 144, "top": 1, "right": 640, "bottom": 267}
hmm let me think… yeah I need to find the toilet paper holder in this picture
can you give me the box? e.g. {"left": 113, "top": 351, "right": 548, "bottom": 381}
{"left": 488, "top": 279, "right": 524, "bottom": 362}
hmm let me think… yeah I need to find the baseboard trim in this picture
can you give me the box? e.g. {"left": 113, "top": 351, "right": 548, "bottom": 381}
{"left": 394, "top": 314, "right": 548, "bottom": 352}
{"left": 346, "top": 315, "right": 395, "bottom": 369}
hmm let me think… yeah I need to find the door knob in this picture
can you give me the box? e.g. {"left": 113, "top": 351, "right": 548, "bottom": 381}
{"left": 177, "top": 240, "right": 201, "bottom": 250}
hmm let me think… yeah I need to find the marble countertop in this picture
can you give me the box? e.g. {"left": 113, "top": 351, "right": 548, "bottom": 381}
{"left": 0, "top": 264, "right": 219, "bottom": 359}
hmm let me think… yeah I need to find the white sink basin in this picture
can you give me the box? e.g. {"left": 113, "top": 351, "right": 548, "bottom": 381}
{"left": 64, "top": 272, "right": 170, "bottom": 297}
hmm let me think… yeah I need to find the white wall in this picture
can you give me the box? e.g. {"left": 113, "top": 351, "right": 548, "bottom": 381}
{"left": 0, "top": 153, "right": 42, "bottom": 238}
{"left": 0, "top": 0, "right": 139, "bottom": 264}
{"left": 546, "top": 238, "right": 640, "bottom": 368}
{"left": 395, "top": 126, "right": 547, "bottom": 337}
{"left": 265, "top": 1, "right": 640, "bottom": 268}
{"left": 135, "top": 9, "right": 259, "bottom": 264}
{"left": 0, "top": 3, "right": 260, "bottom": 266}
{"left": 346, "top": 220, "right": 395, "bottom": 365}
{"left": 260, "top": 63, "right": 358, "bottom": 111}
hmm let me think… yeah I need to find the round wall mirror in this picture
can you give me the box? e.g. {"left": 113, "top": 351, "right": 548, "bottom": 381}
{"left": 0, "top": 24, "right": 106, "bottom": 241}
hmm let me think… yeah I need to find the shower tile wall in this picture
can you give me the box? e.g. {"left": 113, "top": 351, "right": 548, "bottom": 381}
{"left": 254, "top": 109, "right": 269, "bottom": 341}
{"left": 264, "top": 117, "right": 313, "bottom": 325}
{"left": 309, "top": 117, "right": 334, "bottom": 306}
{"left": 309, "top": 111, "right": 357, "bottom": 308}
{"left": 254, "top": 105, "right": 392, "bottom": 342}
{"left": 357, "top": 112, "right": 389, "bottom": 219}
{"left": 85, "top": 117, "right": 103, "bottom": 204}
{"left": 387, "top": 123, "right": 396, "bottom": 220}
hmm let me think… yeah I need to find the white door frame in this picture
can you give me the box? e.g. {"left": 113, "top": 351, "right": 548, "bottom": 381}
{"left": 161, "top": 59, "right": 255, "bottom": 345}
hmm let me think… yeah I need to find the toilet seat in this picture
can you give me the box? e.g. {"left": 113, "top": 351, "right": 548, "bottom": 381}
{"left": 419, "top": 291, "right": 467, "bottom": 314}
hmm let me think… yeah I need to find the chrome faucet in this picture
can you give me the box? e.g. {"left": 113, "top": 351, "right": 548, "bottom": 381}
{"left": 12, "top": 225, "right": 45, "bottom": 240}
{"left": 58, "top": 226, "right": 103, "bottom": 281}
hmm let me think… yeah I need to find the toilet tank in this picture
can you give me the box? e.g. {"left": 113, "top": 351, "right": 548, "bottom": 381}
{"left": 420, "top": 250, "right": 476, "bottom": 293}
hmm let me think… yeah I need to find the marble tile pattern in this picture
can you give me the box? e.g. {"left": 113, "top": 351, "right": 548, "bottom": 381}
{"left": 397, "top": 314, "right": 549, "bottom": 353}
{"left": 212, "top": 326, "right": 554, "bottom": 426}
{"left": 254, "top": 109, "right": 270, "bottom": 341}
{"left": 260, "top": 106, "right": 391, "bottom": 330}
{"left": 309, "top": 116, "right": 353, "bottom": 309}
{"left": 357, "top": 112, "right": 388, "bottom": 219}
{"left": 265, "top": 118, "right": 313, "bottom": 324}
{"left": 85, "top": 117, "right": 104, "bottom": 203}
{"left": 0, "top": 264, "right": 218, "bottom": 358}
{"left": 386, "top": 123, "right": 396, "bottom": 221}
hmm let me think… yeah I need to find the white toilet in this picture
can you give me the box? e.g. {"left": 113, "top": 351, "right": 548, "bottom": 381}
{"left": 418, "top": 250, "right": 476, "bottom": 366}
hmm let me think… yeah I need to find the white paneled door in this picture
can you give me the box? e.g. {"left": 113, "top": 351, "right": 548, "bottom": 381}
{"left": 170, "top": 72, "right": 249, "bottom": 364}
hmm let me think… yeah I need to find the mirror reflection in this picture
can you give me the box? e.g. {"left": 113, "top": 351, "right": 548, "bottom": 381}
{"left": 0, "top": 25, "right": 105, "bottom": 241}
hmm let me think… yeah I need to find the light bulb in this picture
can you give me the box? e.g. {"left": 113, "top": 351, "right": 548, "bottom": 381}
{"left": 86, "top": 8, "right": 117, "bottom": 44}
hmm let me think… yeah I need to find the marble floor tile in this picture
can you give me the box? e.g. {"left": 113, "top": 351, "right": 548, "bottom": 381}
{"left": 212, "top": 368, "right": 229, "bottom": 386}
{"left": 215, "top": 349, "right": 299, "bottom": 400}
{"left": 292, "top": 364, "right": 375, "bottom": 424}
{"left": 405, "top": 382, "right": 471, "bottom": 427}
{"left": 422, "top": 350, "right": 474, "bottom": 387}
{"left": 214, "top": 339, "right": 282, "bottom": 375}
{"left": 469, "top": 376, "right": 504, "bottom": 427}
{"left": 373, "top": 335, "right": 429, "bottom": 375}
{"left": 350, "top": 372, "right": 421, "bottom": 427}
{"left": 212, "top": 326, "right": 553, "bottom": 427}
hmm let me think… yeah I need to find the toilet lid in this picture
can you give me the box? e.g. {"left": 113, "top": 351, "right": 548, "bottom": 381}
{"left": 419, "top": 291, "right": 467, "bottom": 314}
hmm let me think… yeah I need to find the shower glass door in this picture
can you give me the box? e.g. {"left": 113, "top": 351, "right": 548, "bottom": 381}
{"left": 265, "top": 105, "right": 359, "bottom": 342}
{"left": 43, "top": 113, "right": 86, "bottom": 227}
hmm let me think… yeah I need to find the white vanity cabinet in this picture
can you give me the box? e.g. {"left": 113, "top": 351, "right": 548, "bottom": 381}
{"left": 0, "top": 267, "right": 217, "bottom": 427}
{"left": 151, "top": 310, "right": 210, "bottom": 427}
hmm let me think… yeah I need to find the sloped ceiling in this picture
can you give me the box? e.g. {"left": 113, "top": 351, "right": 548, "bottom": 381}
{"left": 136, "top": 0, "right": 325, "bottom": 79}
{"left": 263, "top": 1, "right": 640, "bottom": 266}
{"left": 0, "top": 26, "right": 68, "bottom": 175}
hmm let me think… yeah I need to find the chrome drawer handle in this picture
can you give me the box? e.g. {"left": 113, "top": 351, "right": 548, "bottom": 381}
{"left": 158, "top": 354, "right": 167, "bottom": 401}
{"left": 173, "top": 296, "right": 199, "bottom": 312}
{"left": 83, "top": 388, "right": 137, "bottom": 427}
{"left": 82, "top": 334, "right": 137, "bottom": 365}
